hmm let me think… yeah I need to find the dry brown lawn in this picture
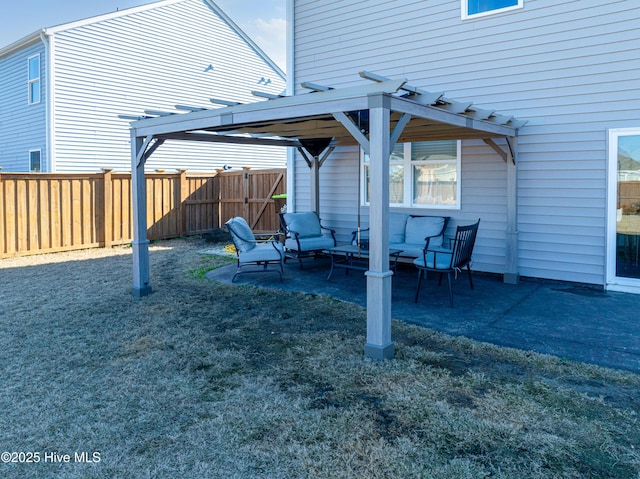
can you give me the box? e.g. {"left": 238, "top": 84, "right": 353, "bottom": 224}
{"left": 0, "top": 236, "right": 639, "bottom": 478}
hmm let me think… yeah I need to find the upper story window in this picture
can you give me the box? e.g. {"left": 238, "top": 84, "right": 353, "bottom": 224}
{"left": 362, "top": 140, "right": 461, "bottom": 209}
{"left": 28, "top": 54, "right": 41, "bottom": 105}
{"left": 462, "top": 0, "right": 523, "bottom": 20}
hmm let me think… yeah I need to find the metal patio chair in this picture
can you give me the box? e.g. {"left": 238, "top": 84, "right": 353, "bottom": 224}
{"left": 414, "top": 219, "right": 480, "bottom": 307}
{"left": 279, "top": 211, "right": 336, "bottom": 268}
{"left": 225, "top": 216, "right": 284, "bottom": 282}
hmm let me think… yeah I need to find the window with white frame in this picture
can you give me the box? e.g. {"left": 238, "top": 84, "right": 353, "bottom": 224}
{"left": 462, "top": 0, "right": 523, "bottom": 19}
{"left": 28, "top": 54, "right": 41, "bottom": 105}
{"left": 362, "top": 140, "right": 461, "bottom": 209}
{"left": 29, "top": 150, "right": 41, "bottom": 172}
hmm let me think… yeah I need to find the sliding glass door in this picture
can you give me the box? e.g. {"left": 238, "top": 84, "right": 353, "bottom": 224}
{"left": 608, "top": 128, "right": 640, "bottom": 292}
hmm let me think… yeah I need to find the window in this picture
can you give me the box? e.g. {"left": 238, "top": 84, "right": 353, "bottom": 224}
{"left": 362, "top": 140, "right": 461, "bottom": 209}
{"left": 28, "top": 54, "right": 41, "bottom": 104}
{"left": 29, "top": 150, "right": 41, "bottom": 172}
{"left": 462, "top": 0, "right": 523, "bottom": 19}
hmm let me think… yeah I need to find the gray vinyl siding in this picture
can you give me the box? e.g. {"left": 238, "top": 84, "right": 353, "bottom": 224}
{"left": 0, "top": 41, "right": 48, "bottom": 172}
{"left": 293, "top": 0, "right": 640, "bottom": 284}
{"left": 49, "top": 0, "right": 285, "bottom": 173}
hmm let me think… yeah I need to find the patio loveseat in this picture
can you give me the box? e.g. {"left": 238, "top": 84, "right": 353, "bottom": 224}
{"left": 351, "top": 212, "right": 450, "bottom": 259}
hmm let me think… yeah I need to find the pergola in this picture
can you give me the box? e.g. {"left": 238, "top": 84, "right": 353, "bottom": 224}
{"left": 125, "top": 71, "right": 525, "bottom": 360}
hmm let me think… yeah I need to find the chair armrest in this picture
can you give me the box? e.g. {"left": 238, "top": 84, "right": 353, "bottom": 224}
{"left": 321, "top": 224, "right": 337, "bottom": 245}
{"left": 351, "top": 227, "right": 370, "bottom": 243}
{"left": 426, "top": 236, "right": 454, "bottom": 251}
{"left": 254, "top": 232, "right": 281, "bottom": 241}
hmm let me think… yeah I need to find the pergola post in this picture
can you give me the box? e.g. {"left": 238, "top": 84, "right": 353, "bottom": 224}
{"left": 364, "top": 94, "right": 394, "bottom": 360}
{"left": 504, "top": 136, "right": 519, "bottom": 284}
{"left": 310, "top": 156, "right": 320, "bottom": 215}
{"left": 131, "top": 133, "right": 152, "bottom": 297}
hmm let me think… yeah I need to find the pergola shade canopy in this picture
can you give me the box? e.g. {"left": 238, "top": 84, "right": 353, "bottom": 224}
{"left": 126, "top": 72, "right": 525, "bottom": 360}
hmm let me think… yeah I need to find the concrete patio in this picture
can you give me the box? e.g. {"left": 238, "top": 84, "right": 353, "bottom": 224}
{"left": 206, "top": 255, "right": 640, "bottom": 374}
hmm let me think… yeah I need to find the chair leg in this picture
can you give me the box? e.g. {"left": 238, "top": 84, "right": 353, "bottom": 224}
{"left": 446, "top": 272, "right": 454, "bottom": 307}
{"left": 466, "top": 265, "right": 474, "bottom": 290}
{"left": 414, "top": 269, "right": 423, "bottom": 303}
{"left": 231, "top": 267, "right": 241, "bottom": 282}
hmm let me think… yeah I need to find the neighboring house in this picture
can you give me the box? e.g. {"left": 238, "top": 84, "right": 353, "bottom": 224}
{"left": 287, "top": 0, "right": 640, "bottom": 294}
{"left": 0, "top": 0, "right": 286, "bottom": 173}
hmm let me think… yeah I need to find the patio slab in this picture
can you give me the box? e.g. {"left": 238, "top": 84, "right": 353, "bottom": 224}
{"left": 206, "top": 256, "right": 640, "bottom": 373}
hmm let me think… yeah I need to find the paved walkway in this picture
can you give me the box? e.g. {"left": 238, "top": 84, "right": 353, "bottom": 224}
{"left": 206, "top": 256, "right": 640, "bottom": 374}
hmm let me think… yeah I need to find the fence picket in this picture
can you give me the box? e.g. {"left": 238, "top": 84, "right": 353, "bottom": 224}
{"left": 0, "top": 168, "right": 285, "bottom": 258}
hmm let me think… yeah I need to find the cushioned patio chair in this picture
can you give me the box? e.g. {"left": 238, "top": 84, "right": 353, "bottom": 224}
{"left": 225, "top": 216, "right": 284, "bottom": 282}
{"left": 414, "top": 219, "right": 480, "bottom": 307}
{"left": 279, "top": 211, "right": 336, "bottom": 268}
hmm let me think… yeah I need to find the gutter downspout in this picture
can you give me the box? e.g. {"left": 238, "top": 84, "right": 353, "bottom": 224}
{"left": 40, "top": 30, "right": 55, "bottom": 172}
{"left": 286, "top": 0, "right": 295, "bottom": 212}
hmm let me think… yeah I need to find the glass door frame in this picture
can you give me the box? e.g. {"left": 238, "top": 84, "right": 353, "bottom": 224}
{"left": 606, "top": 127, "right": 640, "bottom": 293}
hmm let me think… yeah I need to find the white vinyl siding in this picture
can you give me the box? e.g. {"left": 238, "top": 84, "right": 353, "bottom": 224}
{"left": 49, "top": 0, "right": 285, "bottom": 173}
{"left": 293, "top": 0, "right": 640, "bottom": 284}
{"left": 0, "top": 42, "right": 47, "bottom": 172}
{"left": 462, "top": 0, "right": 523, "bottom": 20}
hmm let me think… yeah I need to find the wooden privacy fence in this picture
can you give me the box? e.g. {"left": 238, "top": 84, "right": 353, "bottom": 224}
{"left": 0, "top": 167, "right": 285, "bottom": 258}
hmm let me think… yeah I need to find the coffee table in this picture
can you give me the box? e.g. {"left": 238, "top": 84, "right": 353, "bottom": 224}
{"left": 325, "top": 244, "right": 403, "bottom": 280}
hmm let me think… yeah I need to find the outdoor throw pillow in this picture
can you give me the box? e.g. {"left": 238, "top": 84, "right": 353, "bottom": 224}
{"left": 405, "top": 216, "right": 445, "bottom": 247}
{"left": 389, "top": 212, "right": 410, "bottom": 244}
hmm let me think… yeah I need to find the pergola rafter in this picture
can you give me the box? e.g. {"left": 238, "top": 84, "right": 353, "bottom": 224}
{"left": 123, "top": 71, "right": 525, "bottom": 360}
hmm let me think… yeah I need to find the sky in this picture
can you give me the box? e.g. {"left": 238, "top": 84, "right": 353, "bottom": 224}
{"left": 0, "top": 0, "right": 287, "bottom": 71}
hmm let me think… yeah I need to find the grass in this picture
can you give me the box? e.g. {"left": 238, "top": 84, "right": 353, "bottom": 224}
{"left": 0, "top": 236, "right": 639, "bottom": 478}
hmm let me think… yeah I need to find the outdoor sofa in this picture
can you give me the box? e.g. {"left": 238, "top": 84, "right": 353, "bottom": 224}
{"left": 351, "top": 212, "right": 450, "bottom": 258}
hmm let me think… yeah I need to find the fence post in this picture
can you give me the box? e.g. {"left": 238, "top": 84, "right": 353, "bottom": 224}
{"left": 177, "top": 169, "right": 188, "bottom": 236}
{"left": 242, "top": 166, "right": 251, "bottom": 220}
{"left": 0, "top": 168, "right": 4, "bottom": 258}
{"left": 102, "top": 169, "right": 113, "bottom": 248}
{"left": 215, "top": 169, "right": 223, "bottom": 228}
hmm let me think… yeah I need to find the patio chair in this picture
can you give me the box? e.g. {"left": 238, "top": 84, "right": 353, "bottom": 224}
{"left": 414, "top": 219, "right": 480, "bottom": 307}
{"left": 279, "top": 211, "right": 336, "bottom": 268}
{"left": 224, "top": 216, "right": 284, "bottom": 282}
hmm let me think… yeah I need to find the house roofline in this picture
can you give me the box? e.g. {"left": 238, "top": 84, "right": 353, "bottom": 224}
{"left": 1, "top": 0, "right": 183, "bottom": 57}
{"left": 1, "top": 0, "right": 285, "bottom": 80}
{"left": 205, "top": 0, "right": 285, "bottom": 80}
{"left": 0, "top": 31, "right": 42, "bottom": 57}
{"left": 42, "top": 0, "right": 186, "bottom": 36}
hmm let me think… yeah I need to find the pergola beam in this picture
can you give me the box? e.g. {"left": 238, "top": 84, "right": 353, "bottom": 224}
{"left": 156, "top": 131, "right": 299, "bottom": 147}
{"left": 333, "top": 111, "right": 370, "bottom": 154}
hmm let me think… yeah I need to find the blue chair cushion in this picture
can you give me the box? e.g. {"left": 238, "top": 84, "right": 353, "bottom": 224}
{"left": 413, "top": 249, "right": 453, "bottom": 269}
{"left": 389, "top": 212, "right": 410, "bottom": 244}
{"left": 226, "top": 217, "right": 256, "bottom": 252}
{"left": 393, "top": 242, "right": 423, "bottom": 258}
{"left": 239, "top": 242, "right": 284, "bottom": 263}
{"left": 285, "top": 235, "right": 335, "bottom": 252}
{"left": 283, "top": 212, "right": 322, "bottom": 238}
